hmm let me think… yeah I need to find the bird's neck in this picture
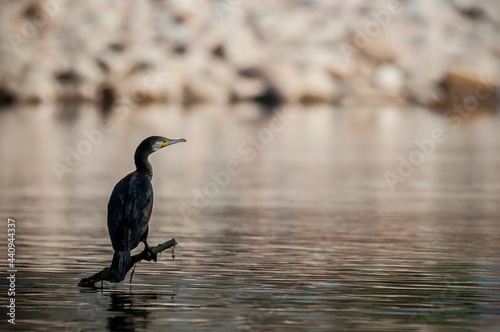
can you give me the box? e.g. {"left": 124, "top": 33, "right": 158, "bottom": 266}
{"left": 134, "top": 150, "right": 153, "bottom": 178}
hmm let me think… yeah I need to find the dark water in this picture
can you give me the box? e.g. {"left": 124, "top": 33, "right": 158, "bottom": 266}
{"left": 0, "top": 104, "right": 499, "bottom": 331}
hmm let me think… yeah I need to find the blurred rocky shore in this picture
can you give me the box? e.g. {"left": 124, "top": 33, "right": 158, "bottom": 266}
{"left": 0, "top": 0, "right": 499, "bottom": 111}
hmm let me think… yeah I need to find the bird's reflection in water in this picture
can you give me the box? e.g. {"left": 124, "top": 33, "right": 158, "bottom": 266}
{"left": 106, "top": 291, "right": 175, "bottom": 332}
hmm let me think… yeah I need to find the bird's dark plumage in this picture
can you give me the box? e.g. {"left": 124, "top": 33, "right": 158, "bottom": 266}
{"left": 107, "top": 136, "right": 185, "bottom": 282}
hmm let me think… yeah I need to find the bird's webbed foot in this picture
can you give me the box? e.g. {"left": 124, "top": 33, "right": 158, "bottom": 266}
{"left": 142, "top": 240, "right": 157, "bottom": 262}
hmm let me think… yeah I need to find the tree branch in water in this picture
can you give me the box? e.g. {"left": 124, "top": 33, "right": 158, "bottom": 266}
{"left": 78, "top": 238, "right": 177, "bottom": 287}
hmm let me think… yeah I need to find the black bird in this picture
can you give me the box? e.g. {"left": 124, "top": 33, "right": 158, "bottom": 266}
{"left": 107, "top": 136, "right": 186, "bottom": 282}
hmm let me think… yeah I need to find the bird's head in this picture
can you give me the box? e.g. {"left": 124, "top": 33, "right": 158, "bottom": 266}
{"left": 141, "top": 136, "right": 187, "bottom": 154}
{"left": 157, "top": 136, "right": 186, "bottom": 150}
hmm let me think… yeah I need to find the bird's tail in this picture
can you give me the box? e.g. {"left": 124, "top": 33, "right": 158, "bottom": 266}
{"left": 110, "top": 251, "right": 131, "bottom": 282}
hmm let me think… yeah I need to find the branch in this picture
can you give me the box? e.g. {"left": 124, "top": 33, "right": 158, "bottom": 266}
{"left": 78, "top": 238, "right": 177, "bottom": 287}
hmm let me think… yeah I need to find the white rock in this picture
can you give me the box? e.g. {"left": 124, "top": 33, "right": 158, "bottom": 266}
{"left": 373, "top": 64, "right": 404, "bottom": 94}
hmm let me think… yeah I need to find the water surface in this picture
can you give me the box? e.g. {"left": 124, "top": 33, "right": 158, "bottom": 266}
{"left": 0, "top": 104, "right": 499, "bottom": 331}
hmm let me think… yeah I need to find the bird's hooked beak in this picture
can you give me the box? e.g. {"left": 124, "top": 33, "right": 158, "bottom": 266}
{"left": 161, "top": 138, "right": 186, "bottom": 148}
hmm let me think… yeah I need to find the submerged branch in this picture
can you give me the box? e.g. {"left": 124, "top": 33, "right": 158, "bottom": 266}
{"left": 78, "top": 238, "right": 177, "bottom": 287}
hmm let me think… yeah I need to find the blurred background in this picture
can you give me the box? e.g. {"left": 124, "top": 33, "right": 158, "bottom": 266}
{"left": 0, "top": 0, "right": 499, "bottom": 110}
{"left": 1, "top": 0, "right": 500, "bottom": 331}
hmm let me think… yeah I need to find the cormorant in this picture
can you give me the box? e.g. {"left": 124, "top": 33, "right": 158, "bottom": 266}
{"left": 107, "top": 136, "right": 186, "bottom": 282}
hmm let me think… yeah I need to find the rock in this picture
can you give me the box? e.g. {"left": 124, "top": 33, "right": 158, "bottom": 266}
{"left": 266, "top": 61, "right": 303, "bottom": 103}
{"left": 223, "top": 28, "right": 265, "bottom": 68}
{"left": 253, "top": 85, "right": 282, "bottom": 108}
{"left": 0, "top": 0, "right": 498, "bottom": 109}
{"left": 373, "top": 64, "right": 405, "bottom": 95}
{"left": 231, "top": 78, "right": 267, "bottom": 101}
{"left": 0, "top": 86, "right": 17, "bottom": 107}
{"left": 299, "top": 66, "right": 339, "bottom": 104}
{"left": 431, "top": 71, "right": 498, "bottom": 115}
{"left": 362, "top": 38, "right": 404, "bottom": 63}
{"left": 97, "top": 83, "right": 116, "bottom": 113}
